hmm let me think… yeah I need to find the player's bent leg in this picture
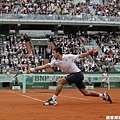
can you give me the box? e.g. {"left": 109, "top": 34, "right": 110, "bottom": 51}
{"left": 54, "top": 78, "right": 68, "bottom": 96}
{"left": 75, "top": 82, "right": 99, "bottom": 97}
{"left": 75, "top": 81, "right": 112, "bottom": 103}
{"left": 44, "top": 78, "right": 68, "bottom": 106}
{"left": 80, "top": 88, "right": 99, "bottom": 97}
{"left": 80, "top": 88, "right": 112, "bottom": 103}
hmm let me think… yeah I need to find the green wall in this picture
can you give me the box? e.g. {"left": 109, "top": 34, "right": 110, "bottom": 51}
{"left": 0, "top": 73, "right": 120, "bottom": 89}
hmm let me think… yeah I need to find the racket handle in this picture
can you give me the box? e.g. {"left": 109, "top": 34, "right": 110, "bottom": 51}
{"left": 22, "top": 71, "right": 27, "bottom": 74}
{"left": 30, "top": 68, "right": 35, "bottom": 72}
{"left": 22, "top": 70, "right": 31, "bottom": 74}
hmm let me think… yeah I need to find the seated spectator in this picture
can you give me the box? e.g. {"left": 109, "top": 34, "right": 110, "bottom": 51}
{"left": 12, "top": 77, "right": 19, "bottom": 86}
{"left": 87, "top": 77, "right": 92, "bottom": 85}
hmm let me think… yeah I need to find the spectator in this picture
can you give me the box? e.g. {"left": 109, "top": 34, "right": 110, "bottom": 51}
{"left": 87, "top": 77, "right": 92, "bottom": 85}
{"left": 12, "top": 77, "right": 19, "bottom": 86}
{"left": 101, "top": 70, "right": 109, "bottom": 87}
{"left": 6, "top": 66, "right": 10, "bottom": 78}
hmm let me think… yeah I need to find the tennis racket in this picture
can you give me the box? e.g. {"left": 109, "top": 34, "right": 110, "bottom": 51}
{"left": 13, "top": 70, "right": 28, "bottom": 78}
{"left": 12, "top": 61, "right": 28, "bottom": 78}
{"left": 13, "top": 71, "right": 23, "bottom": 78}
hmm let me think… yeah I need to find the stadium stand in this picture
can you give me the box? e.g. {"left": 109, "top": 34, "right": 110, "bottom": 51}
{"left": 0, "top": 0, "right": 119, "bottom": 73}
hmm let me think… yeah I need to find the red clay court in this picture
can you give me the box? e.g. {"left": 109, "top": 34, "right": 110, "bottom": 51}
{"left": 0, "top": 88, "right": 120, "bottom": 120}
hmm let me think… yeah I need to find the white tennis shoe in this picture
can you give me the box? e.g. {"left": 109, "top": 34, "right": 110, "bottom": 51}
{"left": 103, "top": 92, "right": 112, "bottom": 103}
{"left": 44, "top": 98, "right": 58, "bottom": 106}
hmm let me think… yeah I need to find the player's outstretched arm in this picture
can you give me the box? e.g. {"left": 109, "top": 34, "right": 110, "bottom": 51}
{"left": 25, "top": 64, "right": 51, "bottom": 74}
{"left": 78, "top": 46, "right": 100, "bottom": 58}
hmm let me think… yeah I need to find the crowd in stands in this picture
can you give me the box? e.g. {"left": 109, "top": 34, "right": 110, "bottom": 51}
{"left": 1, "top": 0, "right": 90, "bottom": 16}
{"left": 0, "top": 0, "right": 119, "bottom": 21}
{"left": 0, "top": 0, "right": 120, "bottom": 73}
{"left": 52, "top": 32, "right": 120, "bottom": 72}
{"left": 0, "top": 31, "right": 120, "bottom": 73}
{"left": 0, "top": 34, "right": 45, "bottom": 73}
{"left": 93, "top": 0, "right": 120, "bottom": 21}
{"left": 51, "top": 34, "right": 99, "bottom": 72}
{"left": 80, "top": 32, "right": 120, "bottom": 72}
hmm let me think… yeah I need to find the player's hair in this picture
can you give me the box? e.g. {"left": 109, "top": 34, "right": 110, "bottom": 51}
{"left": 53, "top": 47, "right": 62, "bottom": 55}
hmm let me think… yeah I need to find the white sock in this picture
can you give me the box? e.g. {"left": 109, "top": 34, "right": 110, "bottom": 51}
{"left": 99, "top": 93, "right": 103, "bottom": 98}
{"left": 52, "top": 95, "right": 57, "bottom": 101}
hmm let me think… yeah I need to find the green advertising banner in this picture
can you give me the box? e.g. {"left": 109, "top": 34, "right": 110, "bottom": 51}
{"left": 0, "top": 73, "right": 120, "bottom": 89}
{"left": 0, "top": 73, "right": 120, "bottom": 83}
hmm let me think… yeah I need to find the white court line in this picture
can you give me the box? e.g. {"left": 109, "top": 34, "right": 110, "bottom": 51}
{"left": 59, "top": 95, "right": 88, "bottom": 100}
{"left": 41, "top": 93, "right": 89, "bottom": 101}
{"left": 8, "top": 91, "right": 45, "bottom": 102}
{"left": 8, "top": 90, "right": 89, "bottom": 103}
{"left": 28, "top": 90, "right": 89, "bottom": 101}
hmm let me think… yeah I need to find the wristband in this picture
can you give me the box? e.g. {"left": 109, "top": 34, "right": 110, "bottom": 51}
{"left": 30, "top": 68, "right": 35, "bottom": 72}
{"left": 89, "top": 50, "right": 94, "bottom": 55}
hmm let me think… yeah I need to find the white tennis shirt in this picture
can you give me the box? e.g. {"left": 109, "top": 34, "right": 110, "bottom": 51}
{"left": 48, "top": 54, "right": 81, "bottom": 74}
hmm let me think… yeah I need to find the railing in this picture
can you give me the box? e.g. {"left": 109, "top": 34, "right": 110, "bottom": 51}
{"left": 0, "top": 14, "right": 120, "bottom": 22}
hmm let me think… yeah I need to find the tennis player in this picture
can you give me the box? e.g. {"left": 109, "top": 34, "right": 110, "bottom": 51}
{"left": 27, "top": 47, "right": 112, "bottom": 105}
